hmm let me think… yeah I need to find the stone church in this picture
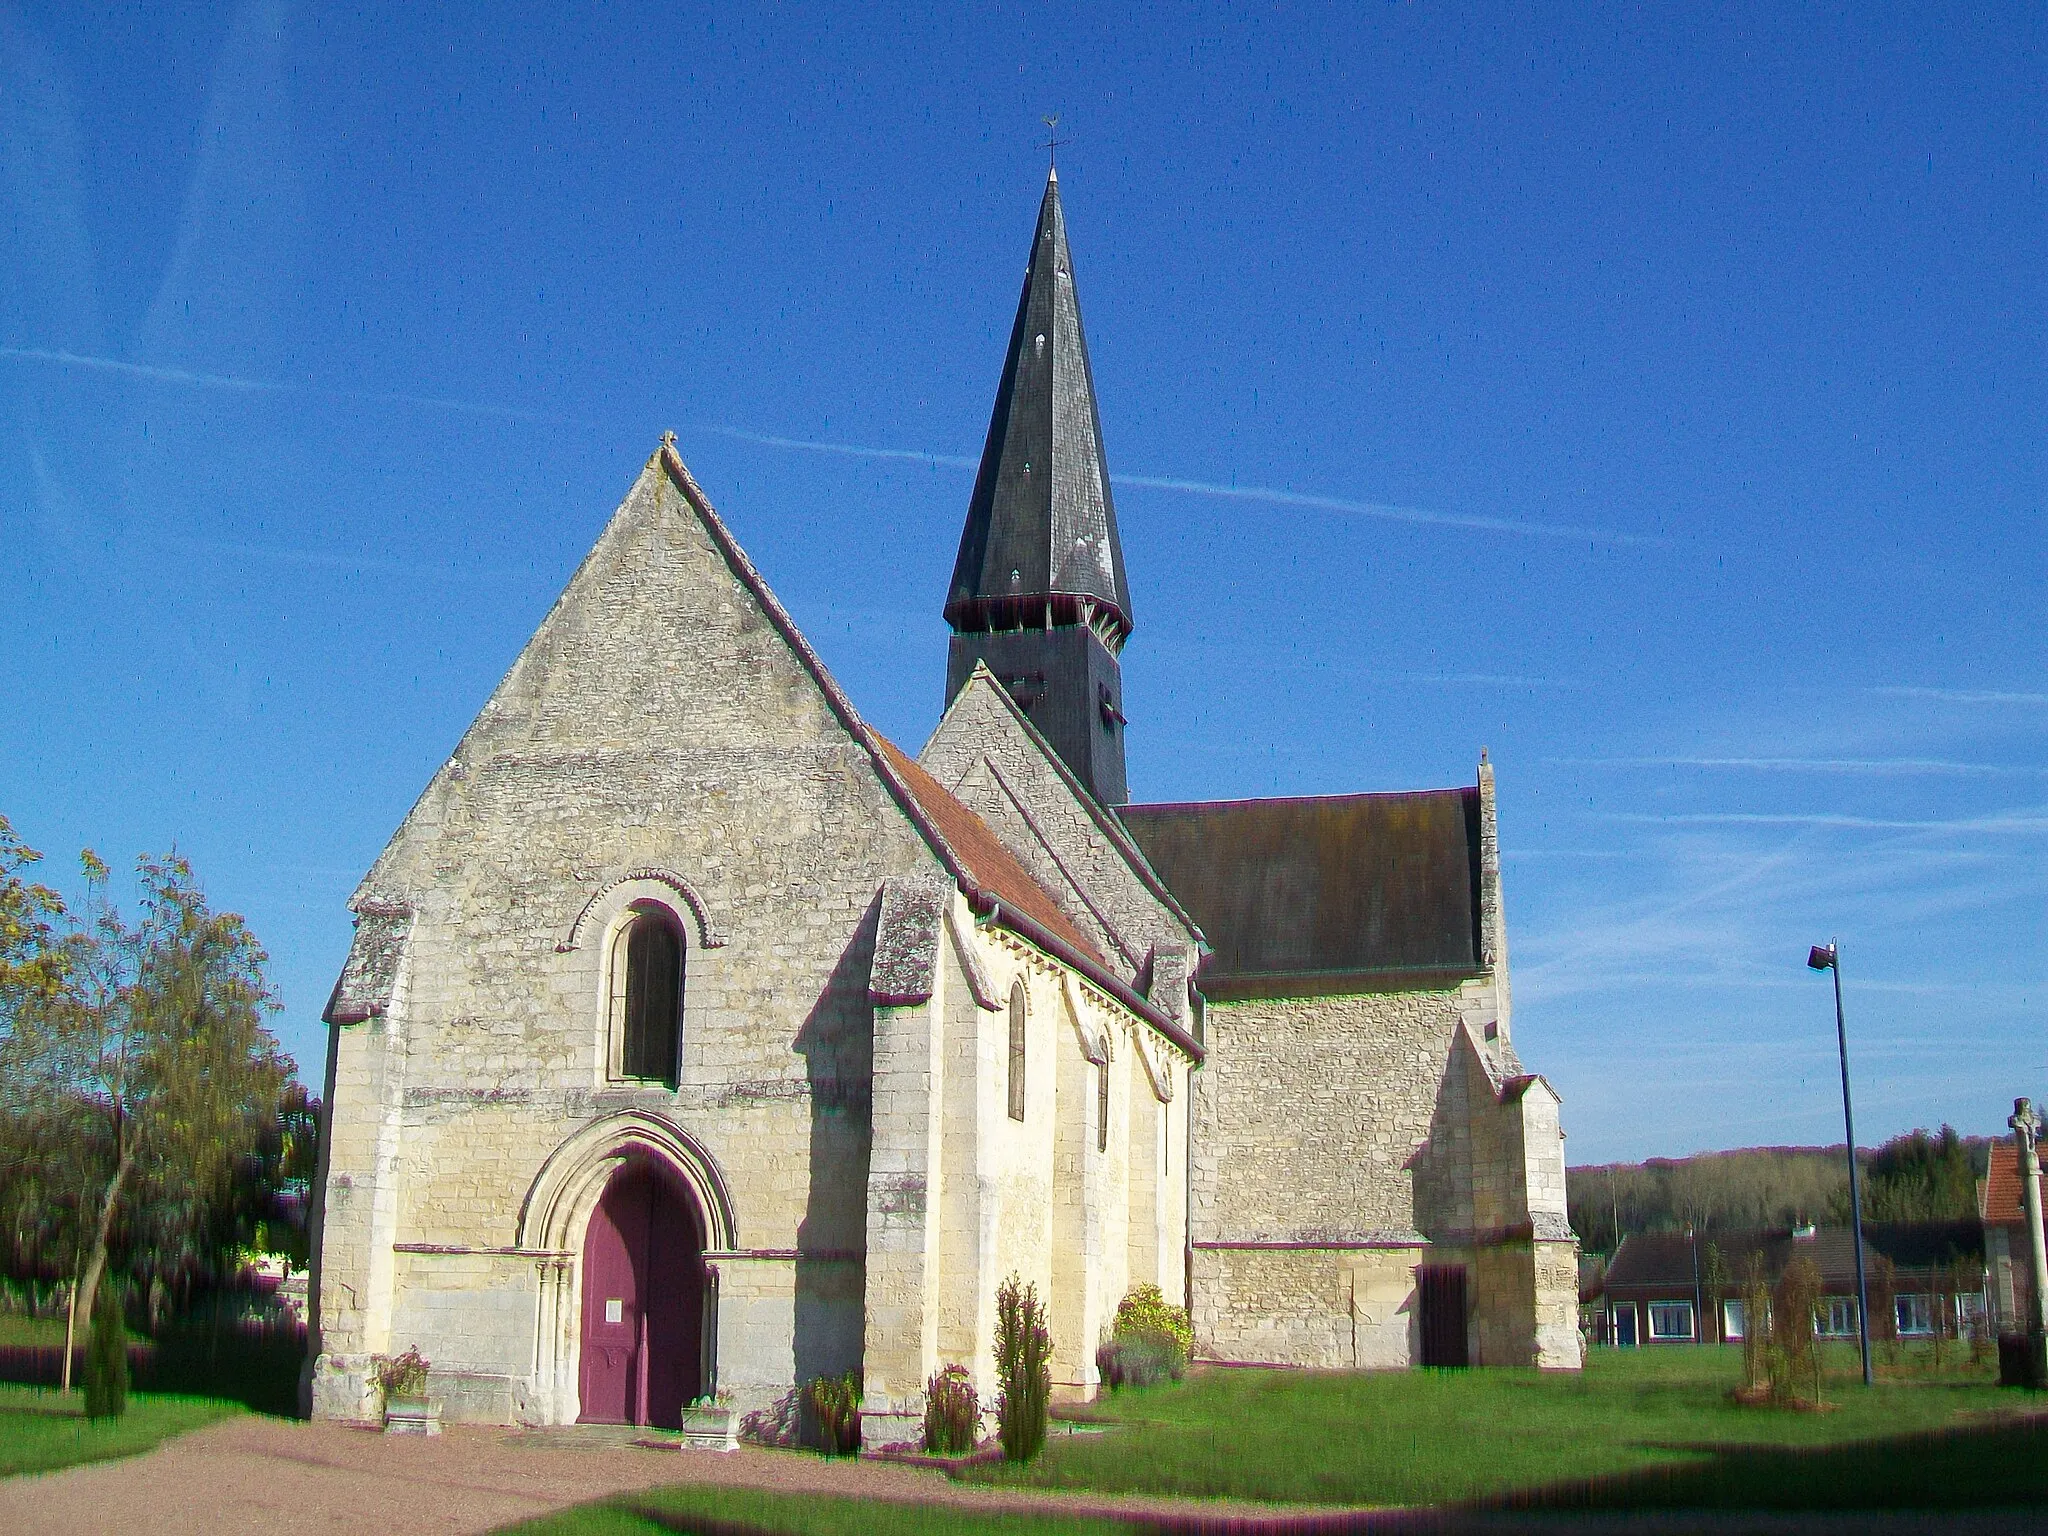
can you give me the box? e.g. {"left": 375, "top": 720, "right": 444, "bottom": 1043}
{"left": 306, "top": 170, "right": 1579, "bottom": 1435}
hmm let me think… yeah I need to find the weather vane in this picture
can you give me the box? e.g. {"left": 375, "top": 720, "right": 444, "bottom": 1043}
{"left": 1042, "top": 114, "right": 1068, "bottom": 169}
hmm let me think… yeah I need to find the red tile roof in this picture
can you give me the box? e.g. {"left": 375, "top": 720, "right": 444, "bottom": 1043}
{"left": 876, "top": 738, "right": 1107, "bottom": 973}
{"left": 1986, "top": 1141, "right": 2024, "bottom": 1225}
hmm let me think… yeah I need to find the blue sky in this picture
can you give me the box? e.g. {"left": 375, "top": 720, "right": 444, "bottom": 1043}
{"left": 2, "top": 2, "right": 2040, "bottom": 1163}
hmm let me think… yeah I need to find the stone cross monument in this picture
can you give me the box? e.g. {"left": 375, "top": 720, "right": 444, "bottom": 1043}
{"left": 2009, "top": 1097, "right": 2048, "bottom": 1382}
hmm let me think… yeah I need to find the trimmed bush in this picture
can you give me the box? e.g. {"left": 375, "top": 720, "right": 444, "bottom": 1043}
{"left": 83, "top": 1281, "right": 129, "bottom": 1420}
{"left": 1111, "top": 1283, "right": 1193, "bottom": 1362}
{"left": 802, "top": 1370, "right": 861, "bottom": 1455}
{"left": 1099, "top": 1283, "right": 1192, "bottom": 1390}
{"left": 995, "top": 1273, "right": 1051, "bottom": 1463}
{"left": 922, "top": 1363, "right": 980, "bottom": 1454}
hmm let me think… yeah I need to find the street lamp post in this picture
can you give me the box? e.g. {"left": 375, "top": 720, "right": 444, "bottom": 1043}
{"left": 1808, "top": 940, "right": 1874, "bottom": 1388}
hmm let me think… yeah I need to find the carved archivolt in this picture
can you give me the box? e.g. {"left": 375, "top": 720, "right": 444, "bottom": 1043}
{"left": 558, "top": 867, "right": 726, "bottom": 953}
{"left": 518, "top": 1110, "right": 737, "bottom": 1254}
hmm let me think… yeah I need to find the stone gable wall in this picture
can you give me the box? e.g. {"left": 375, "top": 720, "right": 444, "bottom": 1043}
{"left": 919, "top": 679, "right": 1201, "bottom": 1017}
{"left": 312, "top": 459, "right": 941, "bottom": 1424}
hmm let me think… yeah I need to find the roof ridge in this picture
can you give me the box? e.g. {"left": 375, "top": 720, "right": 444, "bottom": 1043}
{"left": 654, "top": 442, "right": 983, "bottom": 895}
{"left": 656, "top": 444, "right": 1196, "bottom": 1062}
{"left": 942, "top": 660, "right": 1208, "bottom": 949}
{"left": 1124, "top": 784, "right": 1479, "bottom": 815}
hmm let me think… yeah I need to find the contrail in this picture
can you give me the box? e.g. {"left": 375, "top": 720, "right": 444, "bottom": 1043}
{"left": 1867, "top": 685, "right": 2048, "bottom": 707}
{"left": 688, "top": 423, "right": 978, "bottom": 470}
{"left": 3, "top": 345, "right": 1657, "bottom": 546}
{"left": 1112, "top": 472, "right": 1657, "bottom": 546}
{"left": 689, "top": 423, "right": 1655, "bottom": 546}
{"left": 1611, "top": 811, "right": 2048, "bottom": 832}
{"left": 1553, "top": 756, "right": 2038, "bottom": 777}
{"left": 0, "top": 346, "right": 289, "bottom": 394}
{"left": 0, "top": 345, "right": 590, "bottom": 426}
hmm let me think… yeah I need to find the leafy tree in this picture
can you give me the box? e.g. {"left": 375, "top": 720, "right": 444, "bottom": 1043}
{"left": 1853, "top": 1126, "right": 1976, "bottom": 1223}
{"left": 0, "top": 814, "right": 70, "bottom": 1007}
{"left": 0, "top": 847, "right": 286, "bottom": 1386}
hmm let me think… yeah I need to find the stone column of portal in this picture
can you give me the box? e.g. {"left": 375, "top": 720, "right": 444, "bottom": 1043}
{"left": 861, "top": 989, "right": 945, "bottom": 1447}
{"left": 2009, "top": 1099, "right": 2048, "bottom": 1386}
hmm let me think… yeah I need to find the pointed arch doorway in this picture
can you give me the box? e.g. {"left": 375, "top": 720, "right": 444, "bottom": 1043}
{"left": 579, "top": 1160, "right": 704, "bottom": 1427}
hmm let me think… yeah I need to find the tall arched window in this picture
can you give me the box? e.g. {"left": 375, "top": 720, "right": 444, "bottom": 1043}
{"left": 1006, "top": 982, "right": 1027, "bottom": 1121}
{"left": 618, "top": 906, "right": 684, "bottom": 1086}
{"left": 1096, "top": 1039, "right": 1111, "bottom": 1153}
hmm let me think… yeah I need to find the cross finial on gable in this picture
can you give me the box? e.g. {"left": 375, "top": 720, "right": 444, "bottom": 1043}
{"left": 661, "top": 429, "right": 677, "bottom": 451}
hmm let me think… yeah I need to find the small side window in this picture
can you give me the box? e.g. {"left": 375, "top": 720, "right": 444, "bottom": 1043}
{"left": 1096, "top": 1039, "right": 1110, "bottom": 1153}
{"left": 1007, "top": 982, "right": 1027, "bottom": 1121}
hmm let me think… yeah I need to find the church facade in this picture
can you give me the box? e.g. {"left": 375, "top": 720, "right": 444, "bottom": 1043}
{"left": 305, "top": 170, "right": 1577, "bottom": 1435}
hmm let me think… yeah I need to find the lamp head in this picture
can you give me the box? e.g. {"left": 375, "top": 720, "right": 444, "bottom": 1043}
{"left": 1807, "top": 944, "right": 1836, "bottom": 972}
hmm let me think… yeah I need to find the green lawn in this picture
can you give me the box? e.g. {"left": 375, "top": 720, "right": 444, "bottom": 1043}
{"left": 501, "top": 1486, "right": 1126, "bottom": 1536}
{"left": 956, "top": 1346, "right": 2045, "bottom": 1510}
{"left": 0, "top": 1313, "right": 67, "bottom": 1348}
{"left": 0, "top": 1384, "right": 243, "bottom": 1478}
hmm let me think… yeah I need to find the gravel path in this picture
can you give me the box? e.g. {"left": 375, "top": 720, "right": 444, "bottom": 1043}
{"left": 0, "top": 1415, "right": 2037, "bottom": 1535}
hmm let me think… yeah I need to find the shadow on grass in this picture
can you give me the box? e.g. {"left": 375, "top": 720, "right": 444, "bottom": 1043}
{"left": 1490, "top": 1411, "right": 2048, "bottom": 1513}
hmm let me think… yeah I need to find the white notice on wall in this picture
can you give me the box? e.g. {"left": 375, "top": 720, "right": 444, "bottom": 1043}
{"left": 605, "top": 1298, "right": 624, "bottom": 1324}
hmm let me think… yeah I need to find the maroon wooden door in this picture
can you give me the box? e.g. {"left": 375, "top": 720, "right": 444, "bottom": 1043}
{"left": 579, "top": 1163, "right": 704, "bottom": 1427}
{"left": 1417, "top": 1264, "right": 1470, "bottom": 1367}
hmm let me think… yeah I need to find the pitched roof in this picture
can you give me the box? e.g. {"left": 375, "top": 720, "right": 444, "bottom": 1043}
{"left": 935, "top": 662, "right": 1208, "bottom": 948}
{"left": 649, "top": 445, "right": 1192, "bottom": 1057}
{"left": 946, "top": 169, "right": 1131, "bottom": 639}
{"left": 878, "top": 735, "right": 1200, "bottom": 1060}
{"left": 1117, "top": 788, "right": 1484, "bottom": 998}
{"left": 877, "top": 738, "right": 1104, "bottom": 969}
{"left": 1985, "top": 1141, "right": 2024, "bottom": 1225}
{"left": 1604, "top": 1223, "right": 1985, "bottom": 1294}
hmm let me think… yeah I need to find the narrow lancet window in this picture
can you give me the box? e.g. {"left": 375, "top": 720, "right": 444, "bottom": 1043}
{"left": 1007, "top": 982, "right": 1027, "bottom": 1121}
{"left": 621, "top": 907, "right": 684, "bottom": 1086}
{"left": 1096, "top": 1041, "right": 1111, "bottom": 1153}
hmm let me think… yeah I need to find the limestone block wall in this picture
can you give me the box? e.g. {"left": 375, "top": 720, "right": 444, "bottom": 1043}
{"left": 310, "top": 456, "right": 942, "bottom": 1424}
{"left": 861, "top": 917, "right": 1192, "bottom": 1439}
{"left": 1188, "top": 981, "right": 1577, "bottom": 1371}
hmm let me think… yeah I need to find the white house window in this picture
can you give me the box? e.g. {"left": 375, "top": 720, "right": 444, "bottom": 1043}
{"left": 1721, "top": 1299, "right": 1746, "bottom": 1341}
{"left": 1007, "top": 982, "right": 1027, "bottom": 1122}
{"left": 1648, "top": 1301, "right": 1695, "bottom": 1341}
{"left": 1896, "top": 1293, "right": 1934, "bottom": 1337}
{"left": 613, "top": 904, "right": 684, "bottom": 1086}
{"left": 1816, "top": 1297, "right": 1859, "bottom": 1338}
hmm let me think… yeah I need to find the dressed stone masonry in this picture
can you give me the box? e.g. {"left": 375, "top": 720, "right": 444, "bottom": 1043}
{"left": 307, "top": 168, "right": 1577, "bottom": 1436}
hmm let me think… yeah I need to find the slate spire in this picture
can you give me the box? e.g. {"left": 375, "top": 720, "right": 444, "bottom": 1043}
{"left": 946, "top": 168, "right": 1132, "bottom": 641}
{"left": 944, "top": 169, "right": 1132, "bottom": 806}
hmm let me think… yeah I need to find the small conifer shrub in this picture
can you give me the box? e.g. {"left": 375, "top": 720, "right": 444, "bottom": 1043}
{"left": 802, "top": 1370, "right": 862, "bottom": 1455}
{"left": 994, "top": 1273, "right": 1051, "bottom": 1463}
{"left": 922, "top": 1363, "right": 980, "bottom": 1454}
{"left": 83, "top": 1280, "right": 129, "bottom": 1420}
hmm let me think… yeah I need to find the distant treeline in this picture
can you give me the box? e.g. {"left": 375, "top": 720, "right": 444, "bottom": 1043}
{"left": 1569, "top": 1127, "right": 1987, "bottom": 1257}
